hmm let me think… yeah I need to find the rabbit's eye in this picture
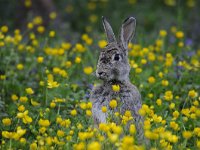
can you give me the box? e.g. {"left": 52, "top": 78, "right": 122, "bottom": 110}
{"left": 113, "top": 54, "right": 121, "bottom": 61}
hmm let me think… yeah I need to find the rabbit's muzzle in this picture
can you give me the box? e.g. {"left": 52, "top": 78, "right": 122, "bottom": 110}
{"left": 96, "top": 71, "right": 107, "bottom": 79}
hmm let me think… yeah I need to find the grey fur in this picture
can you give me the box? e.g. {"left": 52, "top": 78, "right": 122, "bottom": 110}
{"left": 102, "top": 16, "right": 116, "bottom": 43}
{"left": 90, "top": 17, "right": 144, "bottom": 143}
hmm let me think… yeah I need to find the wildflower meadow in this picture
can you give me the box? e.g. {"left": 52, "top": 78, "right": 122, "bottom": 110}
{"left": 0, "top": 0, "right": 200, "bottom": 150}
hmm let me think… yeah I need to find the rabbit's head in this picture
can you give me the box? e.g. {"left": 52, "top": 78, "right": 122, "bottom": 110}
{"left": 96, "top": 16, "right": 136, "bottom": 82}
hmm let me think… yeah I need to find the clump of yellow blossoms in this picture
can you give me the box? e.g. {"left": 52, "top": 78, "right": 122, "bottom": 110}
{"left": 84, "top": 66, "right": 93, "bottom": 75}
{"left": 109, "top": 99, "right": 117, "bottom": 109}
{"left": 112, "top": 84, "right": 120, "bottom": 92}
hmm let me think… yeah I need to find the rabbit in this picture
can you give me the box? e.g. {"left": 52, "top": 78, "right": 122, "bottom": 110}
{"left": 90, "top": 16, "right": 144, "bottom": 142}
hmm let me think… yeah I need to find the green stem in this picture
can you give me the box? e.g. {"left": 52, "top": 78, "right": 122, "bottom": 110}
{"left": 9, "top": 139, "right": 12, "bottom": 149}
{"left": 57, "top": 104, "right": 61, "bottom": 115}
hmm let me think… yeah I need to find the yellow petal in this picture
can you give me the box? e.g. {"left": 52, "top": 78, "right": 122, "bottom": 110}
{"left": 31, "top": 99, "right": 40, "bottom": 106}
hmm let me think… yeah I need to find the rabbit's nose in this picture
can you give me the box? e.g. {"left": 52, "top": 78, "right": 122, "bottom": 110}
{"left": 98, "top": 72, "right": 104, "bottom": 75}
{"left": 98, "top": 72, "right": 105, "bottom": 76}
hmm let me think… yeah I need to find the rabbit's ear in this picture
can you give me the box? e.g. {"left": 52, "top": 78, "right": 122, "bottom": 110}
{"left": 120, "top": 17, "right": 136, "bottom": 49}
{"left": 102, "top": 16, "right": 116, "bottom": 43}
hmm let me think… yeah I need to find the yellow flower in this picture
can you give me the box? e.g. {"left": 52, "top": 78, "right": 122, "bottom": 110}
{"left": 109, "top": 99, "right": 117, "bottom": 109}
{"left": 31, "top": 99, "right": 40, "bottom": 106}
{"left": 56, "top": 117, "right": 62, "bottom": 124}
{"left": 17, "top": 110, "right": 32, "bottom": 124}
{"left": 49, "top": 30, "right": 55, "bottom": 37}
{"left": 197, "top": 140, "right": 200, "bottom": 148}
{"left": 33, "top": 16, "right": 43, "bottom": 25}
{"left": 193, "top": 100, "right": 199, "bottom": 106}
{"left": 156, "top": 39, "right": 163, "bottom": 47}
{"left": 39, "top": 127, "right": 46, "bottom": 134}
{"left": 38, "top": 81, "right": 44, "bottom": 86}
{"left": 17, "top": 64, "right": 24, "bottom": 70}
{"left": 87, "top": 141, "right": 101, "bottom": 150}
{"left": 170, "top": 26, "right": 177, "bottom": 33}
{"left": 170, "top": 121, "right": 179, "bottom": 131}
{"left": 164, "top": 91, "right": 173, "bottom": 101}
{"left": 87, "top": 102, "right": 92, "bottom": 109}
{"left": 75, "top": 56, "right": 81, "bottom": 63}
{"left": 108, "top": 134, "right": 118, "bottom": 143}
{"left": 75, "top": 43, "right": 85, "bottom": 53}
{"left": 1, "top": 25, "right": 8, "bottom": 33}
{"left": 47, "top": 80, "right": 60, "bottom": 88}
{"left": 65, "top": 61, "right": 72, "bottom": 68}
{"left": 89, "top": 14, "right": 98, "bottom": 23}
{"left": 27, "top": 22, "right": 34, "bottom": 29}
{"left": 158, "top": 72, "right": 163, "bottom": 78}
{"left": 83, "top": 66, "right": 93, "bottom": 75}
{"left": 124, "top": 110, "right": 132, "bottom": 118}
{"left": 148, "top": 93, "right": 154, "bottom": 98}
{"left": 38, "top": 119, "right": 50, "bottom": 127}
{"left": 148, "top": 76, "right": 156, "bottom": 84}
{"left": 98, "top": 40, "right": 107, "bottom": 48}
{"left": 178, "top": 42, "right": 184, "bottom": 47}
{"left": 86, "top": 110, "right": 92, "bottom": 116}
{"left": 101, "top": 106, "right": 107, "bottom": 113}
{"left": 169, "top": 103, "right": 175, "bottom": 109}
{"left": 159, "top": 30, "right": 167, "bottom": 37}
{"left": 11, "top": 94, "right": 18, "bottom": 101}
{"left": 37, "top": 56, "right": 44, "bottom": 63}
{"left": 144, "top": 130, "right": 159, "bottom": 140}
{"left": 2, "top": 131, "right": 13, "bottom": 139}
{"left": 49, "top": 11, "right": 57, "bottom": 19}
{"left": 18, "top": 105, "right": 25, "bottom": 112}
{"left": 71, "top": 109, "right": 77, "bottom": 116}
{"left": 148, "top": 52, "right": 156, "bottom": 61}
{"left": 77, "top": 123, "right": 83, "bottom": 130}
{"left": 20, "top": 137, "right": 26, "bottom": 144}
{"left": 37, "top": 26, "right": 45, "bottom": 34}
{"left": 182, "top": 131, "right": 192, "bottom": 139}
{"left": 30, "top": 142, "right": 37, "bottom": 150}
{"left": 23, "top": 115, "right": 32, "bottom": 124}
{"left": 173, "top": 111, "right": 179, "bottom": 118}
{"left": 129, "top": 124, "right": 136, "bottom": 134}
{"left": 85, "top": 38, "right": 93, "bottom": 45}
{"left": 19, "top": 96, "right": 28, "bottom": 103}
{"left": 188, "top": 90, "right": 198, "bottom": 98}
{"left": 112, "top": 84, "right": 120, "bottom": 92}
{"left": 26, "top": 88, "right": 34, "bottom": 95}
{"left": 141, "top": 59, "right": 147, "bottom": 65}
{"left": 24, "top": 0, "right": 32, "bottom": 7}
{"left": 161, "top": 80, "right": 169, "bottom": 86}
{"left": 181, "top": 108, "right": 190, "bottom": 117}
{"left": 81, "top": 34, "right": 89, "bottom": 41}
{"left": 46, "top": 136, "right": 53, "bottom": 145}
{"left": 74, "top": 142, "right": 85, "bottom": 150}
{"left": 156, "top": 99, "right": 162, "bottom": 106}
{"left": 62, "top": 42, "right": 71, "bottom": 50}
{"left": 153, "top": 114, "right": 162, "bottom": 123}
{"left": 121, "top": 136, "right": 134, "bottom": 149}
{"left": 139, "top": 108, "right": 146, "bottom": 116}
{"left": 0, "top": 41, "right": 5, "bottom": 47}
{"left": 175, "top": 31, "right": 184, "bottom": 38}
{"left": 2, "top": 118, "right": 11, "bottom": 126}
{"left": 50, "top": 102, "right": 56, "bottom": 108}
{"left": 0, "top": 75, "right": 6, "bottom": 80}
{"left": 57, "top": 130, "right": 65, "bottom": 137}
{"left": 135, "top": 68, "right": 142, "bottom": 74}
{"left": 79, "top": 103, "right": 86, "bottom": 110}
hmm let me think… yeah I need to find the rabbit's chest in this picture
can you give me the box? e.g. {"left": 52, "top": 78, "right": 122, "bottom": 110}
{"left": 99, "top": 88, "right": 130, "bottom": 107}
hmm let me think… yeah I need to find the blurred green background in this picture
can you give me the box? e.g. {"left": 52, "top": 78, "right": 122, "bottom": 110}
{"left": 0, "top": 0, "right": 200, "bottom": 45}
